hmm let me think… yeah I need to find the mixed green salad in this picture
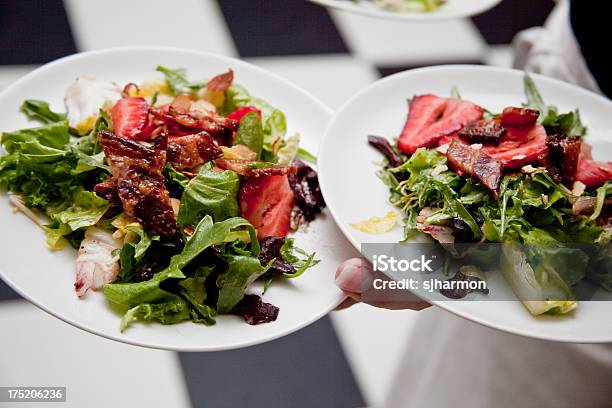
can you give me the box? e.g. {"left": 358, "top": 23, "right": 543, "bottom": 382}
{"left": 0, "top": 67, "right": 326, "bottom": 331}
{"left": 366, "top": 75, "right": 612, "bottom": 315}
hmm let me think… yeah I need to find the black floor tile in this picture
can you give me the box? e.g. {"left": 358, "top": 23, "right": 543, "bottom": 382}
{"left": 217, "top": 0, "right": 349, "bottom": 57}
{"left": 377, "top": 60, "right": 484, "bottom": 78}
{"left": 179, "top": 316, "right": 364, "bottom": 408}
{"left": 0, "top": 0, "right": 77, "bottom": 65}
{"left": 0, "top": 278, "right": 21, "bottom": 302}
{"left": 472, "top": 0, "right": 556, "bottom": 45}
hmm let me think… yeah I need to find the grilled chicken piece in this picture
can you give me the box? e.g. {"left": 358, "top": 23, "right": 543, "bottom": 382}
{"left": 98, "top": 130, "right": 180, "bottom": 240}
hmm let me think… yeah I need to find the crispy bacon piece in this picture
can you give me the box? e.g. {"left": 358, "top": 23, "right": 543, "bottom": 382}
{"left": 207, "top": 69, "right": 234, "bottom": 93}
{"left": 216, "top": 159, "right": 297, "bottom": 178}
{"left": 446, "top": 140, "right": 502, "bottom": 196}
{"left": 167, "top": 132, "right": 222, "bottom": 170}
{"left": 98, "top": 130, "right": 180, "bottom": 240}
{"left": 458, "top": 119, "right": 506, "bottom": 144}
{"left": 500, "top": 107, "right": 539, "bottom": 127}
{"left": 544, "top": 135, "right": 581, "bottom": 186}
{"left": 150, "top": 103, "right": 238, "bottom": 146}
{"left": 94, "top": 177, "right": 119, "bottom": 203}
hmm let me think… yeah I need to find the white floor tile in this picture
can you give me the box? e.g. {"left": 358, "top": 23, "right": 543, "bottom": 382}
{"left": 330, "top": 11, "right": 487, "bottom": 66}
{"left": 0, "top": 66, "right": 36, "bottom": 91}
{"left": 62, "top": 0, "right": 237, "bottom": 56}
{"left": 330, "top": 304, "right": 419, "bottom": 407}
{"left": 245, "top": 54, "right": 379, "bottom": 110}
{"left": 0, "top": 301, "right": 191, "bottom": 408}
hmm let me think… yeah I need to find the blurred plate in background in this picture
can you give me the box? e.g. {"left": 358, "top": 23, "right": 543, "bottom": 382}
{"left": 307, "top": 0, "right": 502, "bottom": 21}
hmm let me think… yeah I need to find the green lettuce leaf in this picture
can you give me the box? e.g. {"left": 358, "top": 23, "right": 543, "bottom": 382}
{"left": 178, "top": 168, "right": 240, "bottom": 226}
{"left": 216, "top": 255, "right": 268, "bottom": 313}
{"left": 224, "top": 84, "right": 287, "bottom": 158}
{"left": 104, "top": 215, "right": 258, "bottom": 329}
{"left": 234, "top": 111, "right": 264, "bottom": 159}
{"left": 20, "top": 100, "right": 66, "bottom": 124}
{"left": 44, "top": 189, "right": 110, "bottom": 249}
{"left": 120, "top": 300, "right": 192, "bottom": 332}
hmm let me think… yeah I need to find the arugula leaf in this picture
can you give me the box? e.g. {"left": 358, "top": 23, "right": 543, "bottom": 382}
{"left": 523, "top": 73, "right": 548, "bottom": 119}
{"left": 20, "top": 100, "right": 66, "bottom": 124}
{"left": 234, "top": 112, "right": 264, "bottom": 159}
{"left": 297, "top": 147, "right": 317, "bottom": 163}
{"left": 590, "top": 182, "right": 612, "bottom": 221}
{"left": 178, "top": 168, "right": 240, "bottom": 226}
{"left": 279, "top": 238, "right": 319, "bottom": 278}
{"left": 44, "top": 189, "right": 110, "bottom": 249}
{"left": 523, "top": 73, "right": 586, "bottom": 136}
{"left": 156, "top": 66, "right": 204, "bottom": 95}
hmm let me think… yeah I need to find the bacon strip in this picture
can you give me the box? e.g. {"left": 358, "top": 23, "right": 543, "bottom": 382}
{"left": 98, "top": 131, "right": 180, "bottom": 240}
{"left": 151, "top": 104, "right": 238, "bottom": 146}
{"left": 167, "top": 132, "right": 222, "bottom": 170}
{"left": 446, "top": 140, "right": 502, "bottom": 197}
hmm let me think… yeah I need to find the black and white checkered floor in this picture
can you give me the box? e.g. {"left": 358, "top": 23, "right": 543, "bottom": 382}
{"left": 0, "top": 1, "right": 554, "bottom": 407}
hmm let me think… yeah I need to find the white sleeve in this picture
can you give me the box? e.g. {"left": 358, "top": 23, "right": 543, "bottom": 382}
{"left": 512, "top": 0, "right": 600, "bottom": 93}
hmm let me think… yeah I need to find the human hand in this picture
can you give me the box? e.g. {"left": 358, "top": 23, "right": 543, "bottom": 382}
{"left": 335, "top": 258, "right": 431, "bottom": 311}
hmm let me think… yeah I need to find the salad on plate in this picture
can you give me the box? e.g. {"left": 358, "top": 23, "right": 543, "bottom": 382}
{"left": 365, "top": 75, "right": 612, "bottom": 316}
{"left": 0, "top": 67, "right": 326, "bottom": 331}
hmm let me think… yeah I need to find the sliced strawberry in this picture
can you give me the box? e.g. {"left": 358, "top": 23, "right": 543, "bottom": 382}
{"left": 398, "top": 95, "right": 447, "bottom": 154}
{"left": 240, "top": 175, "right": 294, "bottom": 239}
{"left": 500, "top": 107, "right": 539, "bottom": 127}
{"left": 228, "top": 106, "right": 262, "bottom": 122}
{"left": 111, "top": 97, "right": 151, "bottom": 140}
{"left": 576, "top": 158, "right": 612, "bottom": 187}
{"left": 397, "top": 96, "right": 483, "bottom": 154}
{"left": 482, "top": 126, "right": 548, "bottom": 169}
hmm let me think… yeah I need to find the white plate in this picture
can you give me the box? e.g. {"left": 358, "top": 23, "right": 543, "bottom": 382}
{"left": 0, "top": 47, "right": 358, "bottom": 351}
{"left": 308, "top": 0, "right": 502, "bottom": 20}
{"left": 319, "top": 65, "right": 612, "bottom": 343}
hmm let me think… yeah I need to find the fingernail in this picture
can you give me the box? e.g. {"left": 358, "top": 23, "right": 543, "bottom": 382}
{"left": 335, "top": 258, "right": 363, "bottom": 293}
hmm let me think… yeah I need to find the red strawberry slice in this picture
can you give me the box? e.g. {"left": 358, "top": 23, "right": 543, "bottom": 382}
{"left": 111, "top": 97, "right": 151, "bottom": 140}
{"left": 500, "top": 107, "right": 539, "bottom": 128}
{"left": 240, "top": 175, "right": 294, "bottom": 239}
{"left": 228, "top": 106, "right": 262, "bottom": 122}
{"left": 482, "top": 126, "right": 548, "bottom": 169}
{"left": 397, "top": 96, "right": 483, "bottom": 154}
{"left": 576, "top": 158, "right": 612, "bottom": 187}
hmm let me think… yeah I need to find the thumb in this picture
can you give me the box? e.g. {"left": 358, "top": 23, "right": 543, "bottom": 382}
{"left": 335, "top": 258, "right": 372, "bottom": 299}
